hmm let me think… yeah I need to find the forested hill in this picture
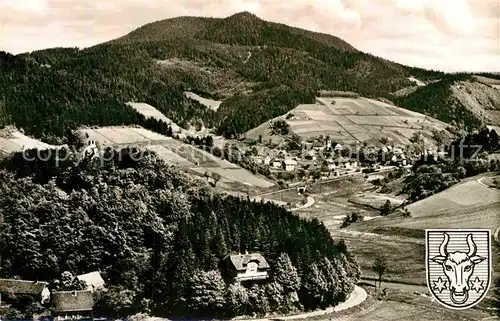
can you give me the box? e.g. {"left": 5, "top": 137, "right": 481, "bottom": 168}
{"left": 393, "top": 73, "right": 500, "bottom": 130}
{"left": 0, "top": 148, "right": 360, "bottom": 318}
{"left": 1, "top": 11, "right": 455, "bottom": 141}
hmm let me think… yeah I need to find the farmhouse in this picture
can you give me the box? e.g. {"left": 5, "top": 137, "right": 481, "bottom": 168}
{"left": 347, "top": 160, "right": 358, "bottom": 169}
{"left": 223, "top": 252, "right": 270, "bottom": 283}
{"left": 305, "top": 150, "right": 317, "bottom": 161}
{"left": 263, "top": 155, "right": 271, "bottom": 165}
{"left": 334, "top": 156, "right": 349, "bottom": 168}
{"left": 326, "top": 158, "right": 337, "bottom": 170}
{"left": 391, "top": 154, "right": 407, "bottom": 166}
{"left": 312, "top": 140, "right": 326, "bottom": 152}
{"left": 83, "top": 140, "right": 99, "bottom": 159}
{"left": 0, "top": 278, "right": 50, "bottom": 306}
{"left": 51, "top": 290, "right": 94, "bottom": 321}
{"left": 334, "top": 143, "right": 343, "bottom": 152}
{"left": 272, "top": 159, "right": 282, "bottom": 169}
{"left": 250, "top": 155, "right": 264, "bottom": 165}
{"left": 283, "top": 158, "right": 297, "bottom": 171}
{"left": 76, "top": 271, "right": 105, "bottom": 293}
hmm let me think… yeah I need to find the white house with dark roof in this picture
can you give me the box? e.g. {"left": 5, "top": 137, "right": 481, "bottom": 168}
{"left": 263, "top": 155, "right": 271, "bottom": 166}
{"left": 0, "top": 278, "right": 50, "bottom": 305}
{"left": 223, "top": 252, "right": 270, "bottom": 283}
{"left": 76, "top": 271, "right": 105, "bottom": 293}
{"left": 283, "top": 158, "right": 297, "bottom": 171}
{"left": 51, "top": 290, "right": 94, "bottom": 321}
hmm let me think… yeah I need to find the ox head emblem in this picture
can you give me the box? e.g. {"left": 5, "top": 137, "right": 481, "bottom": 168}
{"left": 426, "top": 229, "right": 491, "bottom": 309}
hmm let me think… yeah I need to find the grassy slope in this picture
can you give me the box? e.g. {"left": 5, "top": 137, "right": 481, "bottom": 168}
{"left": 393, "top": 74, "right": 488, "bottom": 130}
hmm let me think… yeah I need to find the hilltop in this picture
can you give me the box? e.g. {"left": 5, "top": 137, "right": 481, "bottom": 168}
{"left": 1, "top": 12, "right": 451, "bottom": 143}
{"left": 1, "top": 12, "right": 498, "bottom": 144}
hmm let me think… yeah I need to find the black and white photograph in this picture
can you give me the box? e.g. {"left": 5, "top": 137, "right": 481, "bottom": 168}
{"left": 0, "top": 1, "right": 499, "bottom": 320}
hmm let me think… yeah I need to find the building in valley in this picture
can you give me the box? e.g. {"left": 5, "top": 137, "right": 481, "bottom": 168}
{"left": 223, "top": 252, "right": 270, "bottom": 284}
{"left": 283, "top": 158, "right": 297, "bottom": 171}
{"left": 76, "top": 271, "right": 105, "bottom": 293}
{"left": 0, "top": 278, "right": 50, "bottom": 306}
{"left": 51, "top": 290, "right": 94, "bottom": 321}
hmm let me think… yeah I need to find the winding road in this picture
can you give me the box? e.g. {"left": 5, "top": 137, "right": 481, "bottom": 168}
{"left": 291, "top": 196, "right": 315, "bottom": 211}
{"left": 233, "top": 286, "right": 367, "bottom": 321}
{"left": 477, "top": 177, "right": 500, "bottom": 243}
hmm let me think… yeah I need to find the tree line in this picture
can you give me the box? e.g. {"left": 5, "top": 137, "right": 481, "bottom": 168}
{"left": 0, "top": 147, "right": 359, "bottom": 318}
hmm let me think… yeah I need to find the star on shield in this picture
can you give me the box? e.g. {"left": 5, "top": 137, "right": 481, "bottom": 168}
{"left": 432, "top": 277, "right": 447, "bottom": 293}
{"left": 470, "top": 277, "right": 484, "bottom": 293}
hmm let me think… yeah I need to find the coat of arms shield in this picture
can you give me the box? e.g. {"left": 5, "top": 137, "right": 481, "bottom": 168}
{"left": 426, "top": 229, "right": 491, "bottom": 309}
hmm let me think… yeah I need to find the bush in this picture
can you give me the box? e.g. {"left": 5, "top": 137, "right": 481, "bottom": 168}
{"left": 401, "top": 207, "right": 411, "bottom": 218}
{"left": 340, "top": 212, "right": 363, "bottom": 228}
{"left": 380, "top": 200, "right": 392, "bottom": 216}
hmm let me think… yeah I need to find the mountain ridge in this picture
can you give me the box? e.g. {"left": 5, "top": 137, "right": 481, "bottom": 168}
{"left": 0, "top": 11, "right": 493, "bottom": 142}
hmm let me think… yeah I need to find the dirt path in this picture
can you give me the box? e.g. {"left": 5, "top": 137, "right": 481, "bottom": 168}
{"left": 144, "top": 287, "right": 367, "bottom": 321}
{"left": 291, "top": 196, "right": 315, "bottom": 211}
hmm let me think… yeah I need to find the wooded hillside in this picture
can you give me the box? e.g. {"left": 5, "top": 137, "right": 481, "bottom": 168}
{"left": 0, "top": 148, "right": 359, "bottom": 318}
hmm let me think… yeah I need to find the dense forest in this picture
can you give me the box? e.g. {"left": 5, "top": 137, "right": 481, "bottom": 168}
{"left": 0, "top": 12, "right": 455, "bottom": 142}
{"left": 0, "top": 148, "right": 360, "bottom": 318}
{"left": 393, "top": 74, "right": 483, "bottom": 131}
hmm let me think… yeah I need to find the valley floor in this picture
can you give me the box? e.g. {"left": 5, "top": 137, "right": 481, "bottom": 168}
{"left": 260, "top": 173, "right": 499, "bottom": 319}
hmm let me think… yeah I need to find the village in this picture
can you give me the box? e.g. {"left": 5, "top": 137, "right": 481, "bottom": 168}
{"left": 242, "top": 136, "right": 443, "bottom": 181}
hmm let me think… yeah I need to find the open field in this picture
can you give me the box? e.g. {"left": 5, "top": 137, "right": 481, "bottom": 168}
{"left": 75, "top": 126, "right": 274, "bottom": 189}
{"left": 245, "top": 96, "right": 452, "bottom": 146}
{"left": 270, "top": 173, "right": 499, "bottom": 289}
{"left": 128, "top": 101, "right": 228, "bottom": 146}
{"left": 348, "top": 193, "right": 405, "bottom": 210}
{"left": 127, "top": 102, "right": 184, "bottom": 134}
{"left": 481, "top": 176, "right": 499, "bottom": 189}
{"left": 328, "top": 288, "right": 493, "bottom": 321}
{"left": 475, "top": 75, "right": 500, "bottom": 86}
{"left": 380, "top": 178, "right": 500, "bottom": 230}
{"left": 349, "top": 175, "right": 500, "bottom": 285}
{"left": 184, "top": 91, "right": 222, "bottom": 111}
{"left": 335, "top": 232, "right": 426, "bottom": 284}
{"left": 0, "top": 127, "right": 60, "bottom": 154}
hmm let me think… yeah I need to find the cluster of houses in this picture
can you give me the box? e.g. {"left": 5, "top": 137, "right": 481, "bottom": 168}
{"left": 0, "top": 271, "right": 105, "bottom": 321}
{"left": 250, "top": 142, "right": 358, "bottom": 172}
{"left": 0, "top": 253, "right": 272, "bottom": 320}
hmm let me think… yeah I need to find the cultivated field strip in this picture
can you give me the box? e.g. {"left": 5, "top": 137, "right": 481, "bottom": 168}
{"left": 144, "top": 145, "right": 194, "bottom": 167}
{"left": 363, "top": 179, "right": 500, "bottom": 230}
{"left": 0, "top": 130, "right": 60, "bottom": 154}
{"left": 247, "top": 96, "right": 451, "bottom": 146}
{"left": 76, "top": 126, "right": 274, "bottom": 188}
{"left": 184, "top": 91, "right": 222, "bottom": 111}
{"left": 127, "top": 102, "right": 171, "bottom": 123}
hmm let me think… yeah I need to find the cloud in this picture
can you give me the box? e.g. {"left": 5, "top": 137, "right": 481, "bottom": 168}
{"left": 1, "top": 0, "right": 47, "bottom": 12}
{"left": 424, "top": 0, "right": 477, "bottom": 35}
{"left": 0, "top": 0, "right": 498, "bottom": 72}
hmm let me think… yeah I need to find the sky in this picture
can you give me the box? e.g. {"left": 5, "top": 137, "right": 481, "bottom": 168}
{"left": 0, "top": 0, "right": 499, "bottom": 72}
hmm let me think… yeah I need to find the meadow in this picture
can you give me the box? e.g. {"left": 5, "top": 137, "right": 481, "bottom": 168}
{"left": 75, "top": 126, "right": 274, "bottom": 190}
{"left": 245, "top": 96, "right": 451, "bottom": 146}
